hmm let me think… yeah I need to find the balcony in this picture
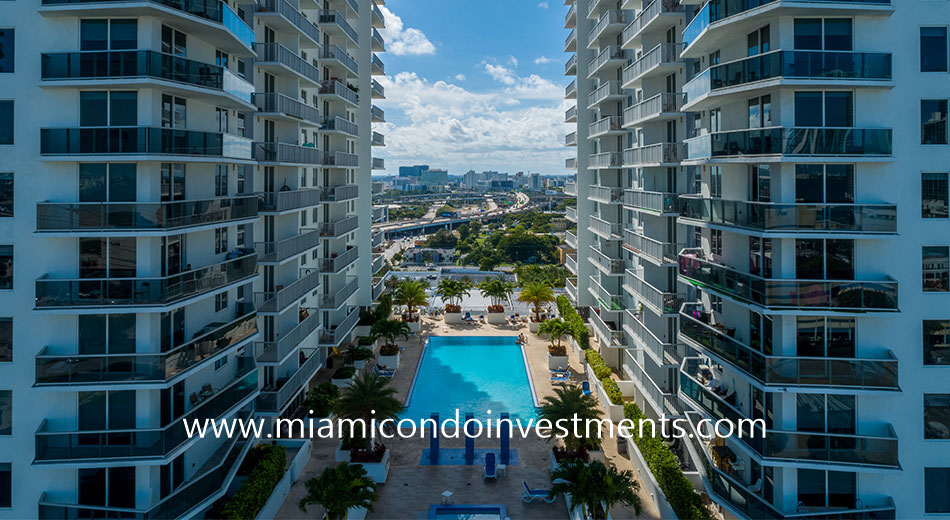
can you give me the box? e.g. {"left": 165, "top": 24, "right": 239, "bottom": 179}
{"left": 590, "top": 309, "right": 625, "bottom": 347}
{"left": 35, "top": 305, "right": 257, "bottom": 386}
{"left": 371, "top": 79, "right": 385, "bottom": 99}
{"left": 253, "top": 142, "right": 323, "bottom": 166}
{"left": 372, "top": 131, "right": 385, "bottom": 146}
{"left": 254, "top": 268, "right": 320, "bottom": 314}
{"left": 589, "top": 215, "right": 621, "bottom": 239}
{"left": 319, "top": 80, "right": 359, "bottom": 105}
{"left": 257, "top": 350, "right": 322, "bottom": 413}
{"left": 589, "top": 245, "right": 625, "bottom": 275}
{"left": 253, "top": 42, "right": 320, "bottom": 86}
{"left": 566, "top": 253, "right": 578, "bottom": 275}
{"left": 565, "top": 105, "right": 578, "bottom": 123}
{"left": 587, "top": 80, "right": 623, "bottom": 108}
{"left": 372, "top": 53, "right": 385, "bottom": 75}
{"left": 319, "top": 277, "right": 359, "bottom": 309}
{"left": 253, "top": 92, "right": 320, "bottom": 126}
{"left": 322, "top": 116, "right": 359, "bottom": 137}
{"left": 35, "top": 253, "right": 258, "bottom": 310}
{"left": 36, "top": 195, "right": 258, "bottom": 234}
{"left": 623, "top": 227, "right": 680, "bottom": 266}
{"left": 320, "top": 307, "right": 360, "bottom": 347}
{"left": 40, "top": 127, "right": 252, "bottom": 160}
{"left": 623, "top": 269, "right": 682, "bottom": 315}
{"left": 34, "top": 362, "right": 257, "bottom": 463}
{"left": 325, "top": 151, "right": 359, "bottom": 168}
{"left": 256, "top": 311, "right": 321, "bottom": 364}
{"left": 565, "top": 229, "right": 578, "bottom": 249}
{"left": 40, "top": 0, "right": 255, "bottom": 53}
{"left": 588, "top": 10, "right": 627, "bottom": 46}
{"left": 565, "top": 157, "right": 577, "bottom": 170}
{"left": 589, "top": 185, "right": 623, "bottom": 205}
{"left": 589, "top": 151, "right": 622, "bottom": 169}
{"left": 622, "top": 350, "right": 677, "bottom": 416}
{"left": 623, "top": 189, "right": 678, "bottom": 215}
{"left": 373, "top": 276, "right": 386, "bottom": 301}
{"left": 318, "top": 9, "right": 358, "bottom": 44}
{"left": 320, "top": 184, "right": 359, "bottom": 203}
{"left": 621, "top": 43, "right": 681, "bottom": 88}
{"left": 565, "top": 79, "right": 577, "bottom": 99}
{"left": 683, "top": 50, "right": 892, "bottom": 109}
{"left": 258, "top": 189, "right": 321, "bottom": 213}
{"left": 373, "top": 253, "right": 385, "bottom": 274}
{"left": 256, "top": 0, "right": 320, "bottom": 46}
{"left": 588, "top": 45, "right": 626, "bottom": 77}
{"left": 623, "top": 93, "right": 682, "bottom": 127}
{"left": 320, "top": 247, "right": 359, "bottom": 273}
{"left": 372, "top": 157, "right": 385, "bottom": 170}
{"left": 564, "top": 181, "right": 577, "bottom": 197}
{"left": 678, "top": 250, "right": 899, "bottom": 312}
{"left": 257, "top": 229, "right": 321, "bottom": 264}
{"left": 565, "top": 28, "right": 577, "bottom": 52}
{"left": 679, "top": 197, "right": 898, "bottom": 235}
{"left": 372, "top": 2, "right": 385, "bottom": 28}
{"left": 565, "top": 206, "right": 577, "bottom": 223}
{"left": 624, "top": 310, "right": 677, "bottom": 364}
{"left": 320, "top": 44, "right": 358, "bottom": 77}
{"left": 679, "top": 303, "right": 899, "bottom": 389}
{"left": 621, "top": 0, "right": 684, "bottom": 47}
{"left": 566, "top": 277, "right": 578, "bottom": 302}
{"left": 372, "top": 28, "right": 385, "bottom": 52}
{"left": 565, "top": 53, "right": 578, "bottom": 75}
{"left": 319, "top": 215, "right": 359, "bottom": 238}
{"left": 686, "top": 127, "right": 893, "bottom": 162}
{"left": 589, "top": 116, "right": 623, "bottom": 138}
{"left": 41, "top": 50, "right": 254, "bottom": 108}
{"left": 565, "top": 131, "right": 578, "bottom": 147}
{"left": 371, "top": 105, "right": 385, "bottom": 122}
{"left": 565, "top": 2, "right": 576, "bottom": 28}
{"left": 623, "top": 142, "right": 685, "bottom": 167}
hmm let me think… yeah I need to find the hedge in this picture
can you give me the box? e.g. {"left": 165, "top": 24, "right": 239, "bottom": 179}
{"left": 557, "top": 295, "right": 590, "bottom": 349}
{"left": 222, "top": 443, "right": 287, "bottom": 520}
{"left": 623, "top": 403, "right": 711, "bottom": 520}
{"left": 585, "top": 350, "right": 622, "bottom": 405}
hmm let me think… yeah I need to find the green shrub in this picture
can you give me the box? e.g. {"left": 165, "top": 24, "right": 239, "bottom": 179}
{"left": 623, "top": 403, "right": 711, "bottom": 520}
{"left": 357, "top": 336, "right": 375, "bottom": 347}
{"left": 344, "top": 346, "right": 374, "bottom": 364}
{"left": 602, "top": 379, "right": 623, "bottom": 405}
{"left": 379, "top": 344, "right": 399, "bottom": 356}
{"left": 557, "top": 295, "right": 590, "bottom": 349}
{"left": 222, "top": 444, "right": 287, "bottom": 520}
{"left": 333, "top": 366, "right": 356, "bottom": 380}
{"left": 305, "top": 382, "right": 339, "bottom": 418}
{"left": 548, "top": 344, "right": 567, "bottom": 356}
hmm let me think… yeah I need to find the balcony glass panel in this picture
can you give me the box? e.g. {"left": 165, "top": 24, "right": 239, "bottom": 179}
{"left": 37, "top": 196, "right": 258, "bottom": 231}
{"left": 687, "top": 128, "right": 892, "bottom": 160}
{"left": 680, "top": 197, "right": 897, "bottom": 233}
{"left": 40, "top": 127, "right": 247, "bottom": 157}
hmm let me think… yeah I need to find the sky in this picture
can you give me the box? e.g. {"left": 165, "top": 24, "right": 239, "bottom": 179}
{"left": 374, "top": 0, "right": 571, "bottom": 176}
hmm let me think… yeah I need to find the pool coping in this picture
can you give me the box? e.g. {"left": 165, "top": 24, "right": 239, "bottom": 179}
{"left": 402, "top": 335, "right": 540, "bottom": 411}
{"left": 427, "top": 503, "right": 509, "bottom": 520}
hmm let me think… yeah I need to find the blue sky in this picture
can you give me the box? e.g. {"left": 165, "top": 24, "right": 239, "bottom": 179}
{"left": 375, "top": 0, "right": 571, "bottom": 176}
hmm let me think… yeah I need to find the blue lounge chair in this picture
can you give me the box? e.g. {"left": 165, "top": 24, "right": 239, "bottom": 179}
{"left": 464, "top": 312, "right": 472, "bottom": 321}
{"left": 373, "top": 365, "right": 395, "bottom": 378}
{"left": 484, "top": 452, "right": 497, "bottom": 480}
{"left": 550, "top": 372, "right": 569, "bottom": 383}
{"left": 522, "top": 480, "right": 556, "bottom": 503}
{"left": 582, "top": 381, "right": 591, "bottom": 395}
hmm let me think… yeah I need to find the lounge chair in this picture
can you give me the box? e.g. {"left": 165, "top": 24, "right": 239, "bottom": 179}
{"left": 373, "top": 365, "right": 395, "bottom": 377}
{"left": 582, "top": 381, "right": 591, "bottom": 395}
{"left": 550, "top": 372, "right": 569, "bottom": 383}
{"left": 464, "top": 312, "right": 472, "bottom": 321}
{"left": 484, "top": 452, "right": 497, "bottom": 480}
{"left": 521, "top": 481, "right": 556, "bottom": 503}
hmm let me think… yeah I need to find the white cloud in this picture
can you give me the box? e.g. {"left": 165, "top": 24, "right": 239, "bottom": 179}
{"left": 375, "top": 72, "right": 570, "bottom": 174}
{"left": 454, "top": 74, "right": 466, "bottom": 81}
{"left": 534, "top": 56, "right": 554, "bottom": 65}
{"left": 378, "top": 6, "right": 436, "bottom": 56}
{"left": 538, "top": 1, "right": 549, "bottom": 8}
{"left": 508, "top": 55, "right": 519, "bottom": 67}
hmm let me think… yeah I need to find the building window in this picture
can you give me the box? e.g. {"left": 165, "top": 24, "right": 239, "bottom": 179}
{"left": 0, "top": 391, "right": 9, "bottom": 435}
{"left": 215, "top": 165, "right": 227, "bottom": 197}
{"left": 236, "top": 226, "right": 245, "bottom": 248}
{"left": 926, "top": 468, "right": 950, "bottom": 513}
{"left": 0, "top": 29, "right": 13, "bottom": 73}
{"left": 215, "top": 49, "right": 228, "bottom": 68}
{"left": 215, "top": 292, "right": 227, "bottom": 312}
{"left": 797, "top": 317, "right": 855, "bottom": 358}
{"left": 794, "top": 91, "right": 852, "bottom": 127}
{"left": 924, "top": 246, "right": 950, "bottom": 292}
{"left": 0, "top": 463, "right": 8, "bottom": 508}
{"left": 0, "top": 173, "right": 10, "bottom": 217}
{"left": 710, "top": 166, "right": 722, "bottom": 198}
{"left": 0, "top": 246, "right": 10, "bottom": 290}
{"left": 0, "top": 101, "right": 11, "bottom": 145}
{"left": 215, "top": 228, "right": 227, "bottom": 254}
{"left": 300, "top": 211, "right": 306, "bottom": 227}
{"left": 923, "top": 173, "right": 949, "bottom": 218}
{"left": 922, "top": 27, "right": 949, "bottom": 72}
{"left": 236, "top": 166, "right": 247, "bottom": 194}
{"left": 214, "top": 356, "right": 228, "bottom": 370}
{"left": 793, "top": 18, "right": 852, "bottom": 51}
{"left": 922, "top": 99, "right": 949, "bottom": 145}
{"left": 236, "top": 113, "right": 246, "bottom": 137}
{"left": 215, "top": 107, "right": 228, "bottom": 133}
{"left": 926, "top": 394, "right": 950, "bottom": 439}
{"left": 925, "top": 320, "right": 950, "bottom": 366}
{"left": 0, "top": 318, "right": 9, "bottom": 362}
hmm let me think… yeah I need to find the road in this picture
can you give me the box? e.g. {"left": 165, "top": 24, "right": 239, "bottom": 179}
{"left": 374, "top": 192, "right": 532, "bottom": 234}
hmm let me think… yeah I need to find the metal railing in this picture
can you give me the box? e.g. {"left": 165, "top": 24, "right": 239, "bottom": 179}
{"left": 319, "top": 215, "right": 359, "bottom": 238}
{"left": 564, "top": 181, "right": 577, "bottom": 196}
{"left": 319, "top": 80, "right": 359, "bottom": 104}
{"left": 565, "top": 131, "right": 577, "bottom": 146}
{"left": 256, "top": 229, "right": 321, "bottom": 263}
{"left": 372, "top": 131, "right": 385, "bottom": 146}
{"left": 590, "top": 308, "right": 625, "bottom": 346}
{"left": 624, "top": 142, "right": 686, "bottom": 166}
{"left": 256, "top": 311, "right": 321, "bottom": 363}
{"left": 565, "top": 79, "right": 577, "bottom": 98}
{"left": 589, "top": 151, "right": 622, "bottom": 169}
{"left": 253, "top": 142, "right": 323, "bottom": 165}
{"left": 257, "top": 0, "right": 320, "bottom": 43}
{"left": 320, "top": 247, "right": 359, "bottom": 273}
{"left": 624, "top": 309, "right": 677, "bottom": 363}
{"left": 319, "top": 277, "right": 359, "bottom": 308}
{"left": 253, "top": 42, "right": 320, "bottom": 84}
{"left": 371, "top": 105, "right": 385, "bottom": 122}
{"left": 254, "top": 268, "right": 321, "bottom": 314}
{"left": 621, "top": 43, "right": 681, "bottom": 86}
{"left": 320, "top": 184, "right": 359, "bottom": 202}
{"left": 565, "top": 53, "right": 578, "bottom": 75}
{"left": 624, "top": 92, "right": 681, "bottom": 127}
{"left": 589, "top": 115, "right": 623, "bottom": 137}
{"left": 624, "top": 269, "right": 682, "bottom": 315}
{"left": 323, "top": 116, "right": 359, "bottom": 136}
{"left": 622, "top": 0, "right": 684, "bottom": 45}
{"left": 372, "top": 53, "right": 385, "bottom": 74}
{"left": 318, "top": 10, "right": 359, "bottom": 43}
{"left": 258, "top": 189, "right": 322, "bottom": 212}
{"left": 589, "top": 245, "right": 625, "bottom": 275}
{"left": 565, "top": 230, "right": 578, "bottom": 249}
{"left": 565, "top": 105, "right": 578, "bottom": 122}
{"left": 371, "top": 79, "right": 385, "bottom": 98}
{"left": 623, "top": 189, "right": 678, "bottom": 214}
{"left": 253, "top": 92, "right": 320, "bottom": 125}
{"left": 589, "top": 185, "right": 623, "bottom": 204}
{"left": 623, "top": 227, "right": 680, "bottom": 265}
{"left": 589, "top": 215, "right": 621, "bottom": 238}
{"left": 589, "top": 9, "right": 626, "bottom": 43}
{"left": 372, "top": 157, "right": 385, "bottom": 170}
{"left": 320, "top": 307, "right": 359, "bottom": 346}
{"left": 587, "top": 80, "right": 621, "bottom": 107}
{"left": 589, "top": 45, "right": 625, "bottom": 74}
{"left": 257, "top": 351, "right": 322, "bottom": 412}
{"left": 320, "top": 44, "right": 358, "bottom": 75}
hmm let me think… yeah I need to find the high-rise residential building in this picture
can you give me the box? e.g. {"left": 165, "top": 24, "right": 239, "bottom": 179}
{"left": 565, "top": 1, "right": 945, "bottom": 517}
{"left": 0, "top": 0, "right": 385, "bottom": 515}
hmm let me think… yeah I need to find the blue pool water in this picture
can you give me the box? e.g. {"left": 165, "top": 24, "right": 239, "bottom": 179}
{"left": 428, "top": 505, "right": 507, "bottom": 520}
{"left": 403, "top": 336, "right": 537, "bottom": 422}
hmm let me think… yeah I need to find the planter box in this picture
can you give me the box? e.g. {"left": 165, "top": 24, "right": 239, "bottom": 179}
{"left": 529, "top": 320, "right": 542, "bottom": 333}
{"left": 355, "top": 448, "right": 391, "bottom": 483}
{"left": 331, "top": 375, "right": 355, "bottom": 389}
{"left": 334, "top": 441, "right": 351, "bottom": 462}
{"left": 345, "top": 359, "right": 368, "bottom": 370}
{"left": 587, "top": 448, "right": 606, "bottom": 465}
{"left": 548, "top": 354, "right": 569, "bottom": 371}
{"left": 444, "top": 312, "right": 463, "bottom": 324}
{"left": 353, "top": 325, "right": 371, "bottom": 337}
{"left": 345, "top": 507, "right": 368, "bottom": 520}
{"left": 586, "top": 367, "right": 625, "bottom": 423}
{"left": 486, "top": 312, "right": 507, "bottom": 324}
{"left": 378, "top": 352, "right": 400, "bottom": 369}
{"left": 406, "top": 320, "right": 421, "bottom": 333}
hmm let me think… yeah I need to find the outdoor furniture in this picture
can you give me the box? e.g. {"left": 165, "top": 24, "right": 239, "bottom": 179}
{"left": 199, "top": 384, "right": 213, "bottom": 397}
{"left": 550, "top": 372, "right": 569, "bottom": 383}
{"left": 521, "top": 481, "right": 556, "bottom": 503}
{"left": 582, "top": 381, "right": 591, "bottom": 395}
{"left": 374, "top": 365, "right": 395, "bottom": 378}
{"left": 484, "top": 452, "right": 497, "bottom": 480}
{"left": 497, "top": 463, "right": 506, "bottom": 477}
{"left": 441, "top": 491, "right": 454, "bottom": 505}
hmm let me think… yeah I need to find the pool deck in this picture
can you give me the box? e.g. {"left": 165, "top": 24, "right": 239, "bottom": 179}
{"left": 274, "top": 316, "right": 662, "bottom": 520}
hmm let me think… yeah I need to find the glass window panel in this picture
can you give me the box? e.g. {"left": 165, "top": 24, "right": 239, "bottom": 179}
{"left": 794, "top": 19, "right": 822, "bottom": 50}
{"left": 922, "top": 99, "right": 948, "bottom": 145}
{"left": 924, "top": 320, "right": 950, "bottom": 366}
{"left": 922, "top": 173, "right": 949, "bottom": 219}
{"left": 79, "top": 92, "right": 108, "bottom": 127}
{"left": 925, "top": 394, "right": 950, "bottom": 439}
{"left": 79, "top": 238, "right": 106, "bottom": 278}
{"left": 79, "top": 164, "right": 107, "bottom": 202}
{"left": 78, "top": 315, "right": 107, "bottom": 355}
{"left": 0, "top": 318, "right": 9, "bottom": 362}
{"left": 0, "top": 29, "right": 13, "bottom": 73}
{"left": 796, "top": 164, "right": 825, "bottom": 203}
{"left": 926, "top": 468, "right": 950, "bottom": 513}
{"left": 109, "top": 91, "right": 137, "bottom": 126}
{"left": 80, "top": 19, "right": 108, "bottom": 51}
{"left": 0, "top": 246, "right": 9, "bottom": 290}
{"left": 0, "top": 101, "right": 10, "bottom": 145}
{"left": 108, "top": 391, "right": 135, "bottom": 429}
{"left": 78, "top": 468, "right": 106, "bottom": 506}
{"left": 797, "top": 317, "right": 825, "bottom": 357}
{"left": 824, "top": 92, "right": 853, "bottom": 127}
{"left": 826, "top": 395, "right": 855, "bottom": 434}
{"left": 108, "top": 164, "right": 136, "bottom": 202}
{"left": 0, "top": 390, "right": 9, "bottom": 435}
{"left": 826, "top": 239, "right": 854, "bottom": 280}
{"left": 109, "top": 20, "right": 137, "bottom": 50}
{"left": 797, "top": 394, "right": 826, "bottom": 432}
{"left": 825, "top": 165, "right": 854, "bottom": 203}
{"left": 797, "top": 469, "right": 825, "bottom": 507}
{"left": 924, "top": 246, "right": 950, "bottom": 292}
{"left": 795, "top": 92, "right": 823, "bottom": 127}
{"left": 108, "top": 467, "right": 136, "bottom": 508}
{"left": 796, "top": 239, "right": 824, "bottom": 279}
{"left": 823, "top": 19, "right": 852, "bottom": 51}
{"left": 0, "top": 172, "right": 11, "bottom": 218}
{"left": 108, "top": 238, "right": 136, "bottom": 278}
{"left": 921, "top": 27, "right": 949, "bottom": 72}
{"left": 78, "top": 391, "right": 106, "bottom": 430}
{"left": 107, "top": 314, "right": 135, "bottom": 354}
{"left": 827, "top": 317, "right": 855, "bottom": 358}
{"left": 827, "top": 471, "right": 856, "bottom": 508}
{"left": 0, "top": 463, "right": 9, "bottom": 507}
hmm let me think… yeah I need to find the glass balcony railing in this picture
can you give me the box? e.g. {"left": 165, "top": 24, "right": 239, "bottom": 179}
{"left": 679, "top": 197, "right": 898, "bottom": 234}
{"left": 253, "top": 142, "right": 323, "bottom": 165}
{"left": 35, "top": 253, "right": 257, "bottom": 309}
{"left": 257, "top": 350, "right": 322, "bottom": 412}
{"left": 320, "top": 307, "right": 359, "bottom": 346}
{"left": 321, "top": 44, "right": 358, "bottom": 76}
{"left": 623, "top": 189, "right": 678, "bottom": 214}
{"left": 678, "top": 251, "right": 899, "bottom": 311}
{"left": 253, "top": 42, "right": 320, "bottom": 85}
{"left": 565, "top": 79, "right": 577, "bottom": 99}
{"left": 370, "top": 79, "right": 385, "bottom": 99}
{"left": 371, "top": 105, "right": 385, "bottom": 122}
{"left": 41, "top": 51, "right": 254, "bottom": 104}
{"left": 686, "top": 127, "right": 893, "bottom": 160}
{"left": 40, "top": 127, "right": 253, "bottom": 159}
{"left": 35, "top": 363, "right": 257, "bottom": 462}
{"left": 254, "top": 268, "right": 320, "bottom": 314}
{"left": 36, "top": 196, "right": 258, "bottom": 232}
{"left": 623, "top": 269, "right": 682, "bottom": 315}
{"left": 35, "top": 305, "right": 257, "bottom": 386}
{"left": 257, "top": 0, "right": 320, "bottom": 44}
{"left": 257, "top": 188, "right": 322, "bottom": 212}
{"left": 372, "top": 131, "right": 385, "bottom": 146}
{"left": 320, "top": 80, "right": 359, "bottom": 104}
{"left": 256, "top": 229, "right": 321, "bottom": 263}
{"left": 319, "top": 9, "right": 358, "bottom": 44}
{"left": 372, "top": 28, "right": 385, "bottom": 51}
{"left": 565, "top": 131, "right": 577, "bottom": 146}
{"left": 320, "top": 247, "right": 359, "bottom": 273}
{"left": 253, "top": 93, "right": 320, "bottom": 126}
{"left": 623, "top": 228, "right": 680, "bottom": 265}
{"left": 679, "top": 303, "right": 899, "bottom": 389}
{"left": 372, "top": 53, "right": 385, "bottom": 75}
{"left": 41, "top": 0, "right": 255, "bottom": 50}
{"left": 372, "top": 157, "right": 385, "bottom": 170}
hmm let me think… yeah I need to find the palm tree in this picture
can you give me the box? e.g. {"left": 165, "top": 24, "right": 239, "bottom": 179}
{"left": 478, "top": 276, "right": 516, "bottom": 310}
{"left": 393, "top": 279, "right": 428, "bottom": 322}
{"left": 539, "top": 385, "right": 602, "bottom": 454}
{"left": 550, "top": 460, "right": 641, "bottom": 520}
{"left": 334, "top": 372, "right": 402, "bottom": 450}
{"left": 298, "top": 463, "right": 379, "bottom": 519}
{"left": 518, "top": 281, "right": 555, "bottom": 322}
{"left": 539, "top": 318, "right": 572, "bottom": 348}
{"left": 435, "top": 279, "right": 471, "bottom": 310}
{"left": 369, "top": 319, "right": 410, "bottom": 348}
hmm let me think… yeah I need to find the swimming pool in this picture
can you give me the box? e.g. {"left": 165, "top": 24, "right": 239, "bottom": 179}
{"left": 403, "top": 336, "right": 537, "bottom": 422}
{"left": 427, "top": 504, "right": 508, "bottom": 520}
